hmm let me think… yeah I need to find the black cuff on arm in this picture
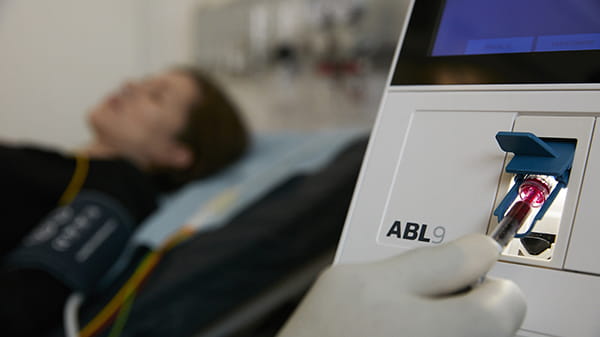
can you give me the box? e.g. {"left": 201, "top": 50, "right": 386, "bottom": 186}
{"left": 5, "top": 191, "right": 135, "bottom": 293}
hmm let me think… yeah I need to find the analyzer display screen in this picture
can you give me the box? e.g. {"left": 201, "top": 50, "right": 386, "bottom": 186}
{"left": 431, "top": 0, "right": 600, "bottom": 56}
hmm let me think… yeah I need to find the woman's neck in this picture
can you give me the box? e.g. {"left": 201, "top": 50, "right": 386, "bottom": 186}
{"left": 77, "top": 141, "right": 148, "bottom": 170}
{"left": 78, "top": 141, "right": 117, "bottom": 158}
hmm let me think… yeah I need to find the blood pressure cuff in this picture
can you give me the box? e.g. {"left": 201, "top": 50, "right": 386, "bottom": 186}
{"left": 5, "top": 191, "right": 134, "bottom": 293}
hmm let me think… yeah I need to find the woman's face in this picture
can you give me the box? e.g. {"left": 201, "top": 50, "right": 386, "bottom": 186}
{"left": 89, "top": 70, "right": 200, "bottom": 168}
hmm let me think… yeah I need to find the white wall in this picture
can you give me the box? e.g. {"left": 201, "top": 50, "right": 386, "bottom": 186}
{"left": 0, "top": 0, "right": 149, "bottom": 149}
{"left": 0, "top": 0, "right": 218, "bottom": 149}
{"left": 142, "top": 0, "right": 203, "bottom": 72}
{"left": 0, "top": 0, "right": 400, "bottom": 148}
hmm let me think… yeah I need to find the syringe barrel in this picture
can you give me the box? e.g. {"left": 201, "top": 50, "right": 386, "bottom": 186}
{"left": 491, "top": 201, "right": 531, "bottom": 248}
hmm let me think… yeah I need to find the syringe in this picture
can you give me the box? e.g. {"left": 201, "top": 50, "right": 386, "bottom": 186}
{"left": 450, "top": 175, "right": 553, "bottom": 295}
{"left": 490, "top": 175, "right": 552, "bottom": 249}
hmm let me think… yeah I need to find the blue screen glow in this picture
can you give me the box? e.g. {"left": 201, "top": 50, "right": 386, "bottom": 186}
{"left": 431, "top": 0, "right": 600, "bottom": 56}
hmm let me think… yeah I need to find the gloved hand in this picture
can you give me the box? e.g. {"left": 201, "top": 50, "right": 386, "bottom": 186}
{"left": 277, "top": 234, "right": 526, "bottom": 337}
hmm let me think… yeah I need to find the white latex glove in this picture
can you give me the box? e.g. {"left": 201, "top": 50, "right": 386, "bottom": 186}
{"left": 277, "top": 234, "right": 526, "bottom": 337}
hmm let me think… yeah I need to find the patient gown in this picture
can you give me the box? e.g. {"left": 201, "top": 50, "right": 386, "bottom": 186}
{"left": 0, "top": 144, "right": 157, "bottom": 337}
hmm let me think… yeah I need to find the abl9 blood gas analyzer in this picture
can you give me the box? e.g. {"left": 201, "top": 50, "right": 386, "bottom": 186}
{"left": 335, "top": 1, "right": 600, "bottom": 336}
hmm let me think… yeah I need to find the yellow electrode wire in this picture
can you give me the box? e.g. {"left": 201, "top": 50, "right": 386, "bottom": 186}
{"left": 106, "top": 287, "right": 137, "bottom": 337}
{"left": 59, "top": 155, "right": 89, "bottom": 205}
{"left": 79, "top": 250, "right": 163, "bottom": 337}
{"left": 97, "top": 234, "right": 188, "bottom": 337}
{"left": 79, "top": 227, "right": 196, "bottom": 337}
{"left": 78, "top": 186, "right": 237, "bottom": 337}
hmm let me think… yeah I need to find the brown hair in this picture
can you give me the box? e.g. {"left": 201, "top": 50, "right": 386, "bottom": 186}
{"left": 151, "top": 67, "right": 250, "bottom": 191}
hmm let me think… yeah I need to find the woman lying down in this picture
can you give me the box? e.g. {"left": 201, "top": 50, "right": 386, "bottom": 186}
{"left": 0, "top": 67, "right": 525, "bottom": 337}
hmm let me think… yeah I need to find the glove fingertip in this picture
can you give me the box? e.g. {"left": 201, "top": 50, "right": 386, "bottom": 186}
{"left": 473, "top": 278, "right": 527, "bottom": 335}
{"left": 395, "top": 234, "right": 501, "bottom": 295}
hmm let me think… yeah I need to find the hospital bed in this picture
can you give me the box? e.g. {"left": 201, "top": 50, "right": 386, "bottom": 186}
{"left": 45, "top": 128, "right": 369, "bottom": 337}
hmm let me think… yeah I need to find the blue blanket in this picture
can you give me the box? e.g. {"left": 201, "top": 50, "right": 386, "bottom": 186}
{"left": 132, "top": 128, "right": 368, "bottom": 249}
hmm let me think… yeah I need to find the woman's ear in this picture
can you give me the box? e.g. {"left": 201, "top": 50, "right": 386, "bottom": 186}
{"left": 156, "top": 142, "right": 193, "bottom": 169}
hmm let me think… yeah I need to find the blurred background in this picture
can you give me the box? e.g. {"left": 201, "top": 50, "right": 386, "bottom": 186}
{"left": 0, "top": 0, "right": 410, "bottom": 149}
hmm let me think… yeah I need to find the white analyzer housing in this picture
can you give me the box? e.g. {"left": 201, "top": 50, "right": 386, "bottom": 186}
{"left": 335, "top": 1, "right": 600, "bottom": 336}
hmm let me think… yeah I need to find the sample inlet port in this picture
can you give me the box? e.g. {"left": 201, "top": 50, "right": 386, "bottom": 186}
{"left": 491, "top": 132, "right": 576, "bottom": 262}
{"left": 493, "top": 175, "right": 566, "bottom": 260}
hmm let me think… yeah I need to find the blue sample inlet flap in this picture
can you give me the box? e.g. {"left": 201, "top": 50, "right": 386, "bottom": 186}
{"left": 493, "top": 132, "right": 576, "bottom": 234}
{"left": 495, "top": 131, "right": 576, "bottom": 177}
